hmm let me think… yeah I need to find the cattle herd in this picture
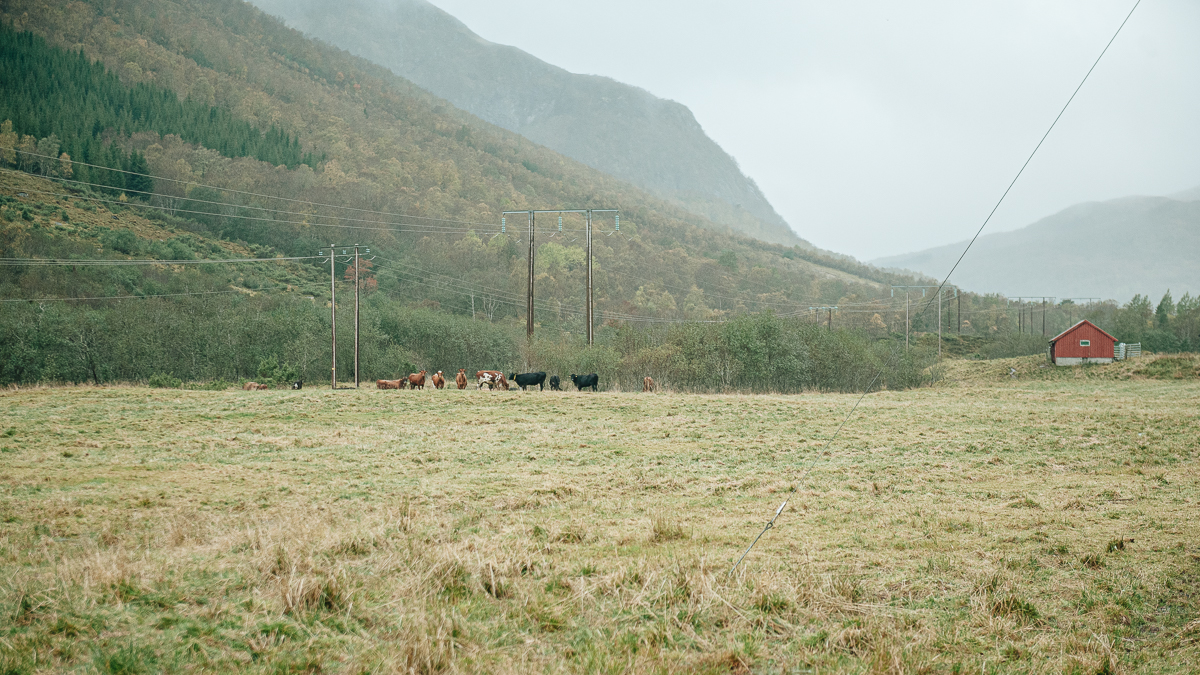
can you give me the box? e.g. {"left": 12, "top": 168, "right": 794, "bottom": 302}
{"left": 240, "top": 372, "right": 659, "bottom": 393}
{"left": 368, "top": 370, "right": 654, "bottom": 393}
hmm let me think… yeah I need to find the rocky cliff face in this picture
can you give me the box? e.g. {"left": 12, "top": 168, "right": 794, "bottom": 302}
{"left": 250, "top": 0, "right": 804, "bottom": 246}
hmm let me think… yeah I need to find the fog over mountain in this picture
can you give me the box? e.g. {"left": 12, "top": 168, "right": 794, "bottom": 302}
{"left": 248, "top": 0, "right": 802, "bottom": 247}
{"left": 873, "top": 190, "right": 1200, "bottom": 302}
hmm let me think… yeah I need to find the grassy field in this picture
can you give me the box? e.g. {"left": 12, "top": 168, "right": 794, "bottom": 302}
{"left": 1, "top": 356, "right": 1199, "bottom": 673}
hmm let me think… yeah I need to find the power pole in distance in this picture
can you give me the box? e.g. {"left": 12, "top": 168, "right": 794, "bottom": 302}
{"left": 353, "top": 246, "right": 370, "bottom": 388}
{"left": 892, "top": 285, "right": 953, "bottom": 351}
{"left": 329, "top": 245, "right": 337, "bottom": 390}
{"left": 808, "top": 307, "right": 837, "bottom": 331}
{"left": 527, "top": 212, "right": 535, "bottom": 338}
{"left": 504, "top": 208, "right": 618, "bottom": 345}
{"left": 586, "top": 210, "right": 593, "bottom": 345}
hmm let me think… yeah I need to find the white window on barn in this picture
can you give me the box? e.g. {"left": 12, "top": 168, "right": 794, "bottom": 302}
{"left": 1080, "top": 340, "right": 1091, "bottom": 347}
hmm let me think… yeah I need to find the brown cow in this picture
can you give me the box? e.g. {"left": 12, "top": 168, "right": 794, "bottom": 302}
{"left": 408, "top": 370, "right": 427, "bottom": 390}
{"left": 643, "top": 376, "right": 656, "bottom": 393}
{"left": 455, "top": 369, "right": 468, "bottom": 390}
{"left": 431, "top": 371, "right": 445, "bottom": 389}
{"left": 243, "top": 381, "right": 269, "bottom": 391}
{"left": 376, "top": 379, "right": 404, "bottom": 390}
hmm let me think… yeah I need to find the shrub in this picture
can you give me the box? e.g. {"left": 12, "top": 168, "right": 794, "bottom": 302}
{"left": 257, "top": 355, "right": 298, "bottom": 385}
{"left": 100, "top": 229, "right": 140, "bottom": 254}
{"left": 147, "top": 372, "right": 182, "bottom": 388}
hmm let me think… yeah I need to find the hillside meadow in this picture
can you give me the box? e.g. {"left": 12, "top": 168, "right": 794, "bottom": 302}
{"left": 1, "top": 358, "right": 1198, "bottom": 673}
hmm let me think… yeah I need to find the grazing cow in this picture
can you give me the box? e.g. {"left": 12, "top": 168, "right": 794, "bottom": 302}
{"left": 569, "top": 373, "right": 599, "bottom": 392}
{"left": 291, "top": 381, "right": 303, "bottom": 390}
{"left": 476, "top": 370, "right": 504, "bottom": 390}
{"left": 455, "top": 369, "right": 468, "bottom": 390}
{"left": 497, "top": 373, "right": 509, "bottom": 391}
{"left": 256, "top": 383, "right": 269, "bottom": 390}
{"left": 508, "top": 371, "right": 547, "bottom": 391}
{"left": 376, "top": 379, "right": 404, "bottom": 390}
{"left": 243, "top": 381, "right": 259, "bottom": 391}
{"left": 431, "top": 371, "right": 445, "bottom": 389}
{"left": 643, "top": 376, "right": 655, "bottom": 393}
{"left": 549, "top": 375, "right": 561, "bottom": 391}
{"left": 408, "top": 370, "right": 427, "bottom": 390}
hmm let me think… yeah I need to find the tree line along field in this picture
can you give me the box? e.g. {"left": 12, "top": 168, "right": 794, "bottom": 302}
{"left": 1, "top": 355, "right": 1198, "bottom": 674}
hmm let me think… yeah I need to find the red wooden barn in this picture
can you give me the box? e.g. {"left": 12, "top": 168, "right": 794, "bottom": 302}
{"left": 1049, "top": 320, "right": 1117, "bottom": 365}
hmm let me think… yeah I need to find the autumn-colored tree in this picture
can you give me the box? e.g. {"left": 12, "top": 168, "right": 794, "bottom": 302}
{"left": 344, "top": 256, "right": 377, "bottom": 293}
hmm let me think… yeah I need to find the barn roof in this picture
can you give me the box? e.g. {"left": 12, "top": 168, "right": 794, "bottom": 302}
{"left": 1049, "top": 319, "right": 1118, "bottom": 344}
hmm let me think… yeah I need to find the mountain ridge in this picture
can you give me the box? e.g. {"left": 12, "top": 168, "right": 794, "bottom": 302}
{"left": 873, "top": 194, "right": 1200, "bottom": 302}
{"left": 247, "top": 0, "right": 804, "bottom": 247}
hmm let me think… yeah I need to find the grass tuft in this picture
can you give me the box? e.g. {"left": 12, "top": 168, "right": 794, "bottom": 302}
{"left": 649, "top": 514, "right": 689, "bottom": 543}
{"left": 990, "top": 595, "right": 1040, "bottom": 624}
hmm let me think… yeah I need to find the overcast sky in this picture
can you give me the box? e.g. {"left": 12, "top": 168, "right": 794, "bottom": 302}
{"left": 423, "top": 0, "right": 1200, "bottom": 261}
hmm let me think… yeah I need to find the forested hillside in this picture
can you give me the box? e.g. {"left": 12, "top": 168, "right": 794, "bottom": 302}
{"left": 4, "top": 0, "right": 1189, "bottom": 389}
{"left": 250, "top": 0, "right": 803, "bottom": 247}
{"left": 0, "top": 0, "right": 937, "bottom": 388}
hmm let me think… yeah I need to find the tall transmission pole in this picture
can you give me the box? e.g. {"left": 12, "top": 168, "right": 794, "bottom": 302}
{"left": 505, "top": 208, "right": 617, "bottom": 346}
{"left": 586, "top": 209, "right": 593, "bottom": 345}
{"left": 354, "top": 245, "right": 360, "bottom": 388}
{"left": 329, "top": 244, "right": 337, "bottom": 390}
{"left": 527, "top": 212, "right": 535, "bottom": 338}
{"left": 938, "top": 289, "right": 943, "bottom": 359}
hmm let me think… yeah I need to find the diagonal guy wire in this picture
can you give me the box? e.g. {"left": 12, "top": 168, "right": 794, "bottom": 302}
{"left": 730, "top": 0, "right": 1142, "bottom": 576}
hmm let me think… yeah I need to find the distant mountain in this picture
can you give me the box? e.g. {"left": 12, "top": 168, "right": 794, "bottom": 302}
{"left": 1169, "top": 184, "right": 1200, "bottom": 201}
{"left": 247, "top": 0, "right": 803, "bottom": 247}
{"left": 872, "top": 195, "right": 1200, "bottom": 302}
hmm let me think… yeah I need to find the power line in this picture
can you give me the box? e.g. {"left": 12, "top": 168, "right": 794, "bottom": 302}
{"left": 8, "top": 148, "right": 500, "bottom": 228}
{"left": 730, "top": 0, "right": 1142, "bottom": 575}
{"left": 0, "top": 255, "right": 321, "bottom": 266}
{"left": 1, "top": 169, "right": 500, "bottom": 234}
{"left": 5, "top": 179, "right": 504, "bottom": 236}
{"left": 0, "top": 289, "right": 241, "bottom": 303}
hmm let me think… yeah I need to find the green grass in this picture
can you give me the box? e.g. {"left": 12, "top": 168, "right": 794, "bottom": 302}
{"left": 0, "top": 372, "right": 1198, "bottom": 672}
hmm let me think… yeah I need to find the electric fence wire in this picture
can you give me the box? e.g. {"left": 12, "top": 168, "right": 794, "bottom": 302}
{"left": 729, "top": 0, "right": 1142, "bottom": 575}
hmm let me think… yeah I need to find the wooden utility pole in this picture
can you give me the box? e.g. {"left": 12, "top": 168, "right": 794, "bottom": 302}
{"left": 354, "top": 245, "right": 360, "bottom": 388}
{"left": 506, "top": 208, "right": 615, "bottom": 346}
{"left": 1042, "top": 298, "right": 1046, "bottom": 337}
{"left": 906, "top": 291, "right": 910, "bottom": 351}
{"left": 586, "top": 209, "right": 593, "bottom": 345}
{"left": 938, "top": 289, "right": 942, "bottom": 359}
{"left": 957, "top": 292, "right": 961, "bottom": 334}
{"left": 828, "top": 307, "right": 833, "bottom": 331}
{"left": 330, "top": 244, "right": 337, "bottom": 390}
{"left": 527, "top": 212, "right": 535, "bottom": 339}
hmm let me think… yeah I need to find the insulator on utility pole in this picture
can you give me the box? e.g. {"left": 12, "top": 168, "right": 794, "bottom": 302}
{"left": 558, "top": 215, "right": 562, "bottom": 232}
{"left": 614, "top": 214, "right": 619, "bottom": 231}
{"left": 501, "top": 217, "right": 505, "bottom": 233}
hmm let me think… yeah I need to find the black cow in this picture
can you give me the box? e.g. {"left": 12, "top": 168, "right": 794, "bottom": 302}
{"left": 569, "top": 373, "right": 599, "bottom": 392}
{"left": 549, "top": 375, "right": 561, "bottom": 391}
{"left": 291, "top": 381, "right": 303, "bottom": 390}
{"left": 508, "top": 372, "right": 547, "bottom": 391}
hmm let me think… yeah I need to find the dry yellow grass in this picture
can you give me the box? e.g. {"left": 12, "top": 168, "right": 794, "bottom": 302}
{"left": 1, "top": 365, "right": 1198, "bottom": 673}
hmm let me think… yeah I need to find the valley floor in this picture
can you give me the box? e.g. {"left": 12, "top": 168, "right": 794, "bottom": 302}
{"left": 1, "top": 367, "right": 1198, "bottom": 673}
